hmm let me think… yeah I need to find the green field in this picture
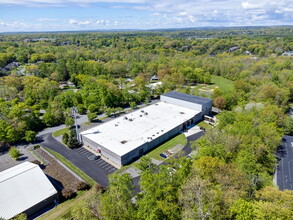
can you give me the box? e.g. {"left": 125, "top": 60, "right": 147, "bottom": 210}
{"left": 44, "top": 147, "right": 95, "bottom": 186}
{"left": 211, "top": 75, "right": 234, "bottom": 92}
{"left": 52, "top": 127, "right": 69, "bottom": 137}
{"left": 197, "top": 120, "right": 213, "bottom": 131}
{"left": 147, "top": 133, "right": 187, "bottom": 161}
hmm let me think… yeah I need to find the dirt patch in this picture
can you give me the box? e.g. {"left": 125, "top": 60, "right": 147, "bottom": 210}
{"left": 36, "top": 148, "right": 80, "bottom": 191}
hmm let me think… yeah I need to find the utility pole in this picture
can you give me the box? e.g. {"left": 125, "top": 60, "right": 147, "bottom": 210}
{"left": 72, "top": 106, "right": 81, "bottom": 143}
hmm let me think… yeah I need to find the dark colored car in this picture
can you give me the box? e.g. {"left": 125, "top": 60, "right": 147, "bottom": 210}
{"left": 88, "top": 155, "right": 100, "bottom": 160}
{"left": 160, "top": 153, "right": 167, "bottom": 159}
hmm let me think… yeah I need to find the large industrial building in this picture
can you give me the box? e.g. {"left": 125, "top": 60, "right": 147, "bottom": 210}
{"left": 0, "top": 162, "right": 58, "bottom": 219}
{"left": 80, "top": 91, "right": 212, "bottom": 166}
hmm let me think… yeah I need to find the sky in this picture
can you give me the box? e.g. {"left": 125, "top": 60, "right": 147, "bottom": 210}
{"left": 0, "top": 0, "right": 292, "bottom": 32}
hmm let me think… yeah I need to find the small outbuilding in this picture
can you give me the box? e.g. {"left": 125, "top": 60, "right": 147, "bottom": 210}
{"left": 0, "top": 162, "right": 58, "bottom": 219}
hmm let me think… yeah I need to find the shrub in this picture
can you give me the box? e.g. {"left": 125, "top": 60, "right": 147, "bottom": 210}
{"left": 61, "top": 188, "right": 76, "bottom": 199}
{"left": 33, "top": 145, "right": 40, "bottom": 150}
{"left": 76, "top": 181, "right": 90, "bottom": 190}
{"left": 62, "top": 132, "right": 69, "bottom": 145}
{"left": 9, "top": 147, "right": 21, "bottom": 160}
{"left": 31, "top": 160, "right": 41, "bottom": 166}
{"left": 94, "top": 184, "right": 105, "bottom": 193}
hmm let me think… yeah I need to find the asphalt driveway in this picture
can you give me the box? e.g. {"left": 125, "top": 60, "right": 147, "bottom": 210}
{"left": 38, "top": 133, "right": 117, "bottom": 187}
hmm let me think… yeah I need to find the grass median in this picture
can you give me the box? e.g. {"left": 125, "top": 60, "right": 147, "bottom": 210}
{"left": 147, "top": 133, "right": 187, "bottom": 161}
{"left": 52, "top": 127, "right": 69, "bottom": 137}
{"left": 43, "top": 147, "right": 95, "bottom": 186}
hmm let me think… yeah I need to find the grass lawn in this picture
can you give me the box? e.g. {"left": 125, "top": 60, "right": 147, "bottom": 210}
{"left": 44, "top": 147, "right": 95, "bottom": 186}
{"left": 197, "top": 120, "right": 213, "bottom": 131}
{"left": 52, "top": 127, "right": 69, "bottom": 137}
{"left": 38, "top": 190, "right": 90, "bottom": 220}
{"left": 29, "top": 149, "right": 47, "bottom": 164}
{"left": 211, "top": 75, "right": 234, "bottom": 92}
{"left": 147, "top": 133, "right": 187, "bottom": 161}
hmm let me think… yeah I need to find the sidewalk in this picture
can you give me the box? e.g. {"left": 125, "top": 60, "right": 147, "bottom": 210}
{"left": 83, "top": 145, "right": 121, "bottom": 169}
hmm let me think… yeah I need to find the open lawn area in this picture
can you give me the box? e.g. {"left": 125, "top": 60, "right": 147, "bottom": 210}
{"left": 52, "top": 127, "right": 69, "bottom": 137}
{"left": 211, "top": 75, "right": 234, "bottom": 92}
{"left": 147, "top": 133, "right": 187, "bottom": 161}
{"left": 38, "top": 189, "right": 90, "bottom": 220}
{"left": 197, "top": 120, "right": 213, "bottom": 131}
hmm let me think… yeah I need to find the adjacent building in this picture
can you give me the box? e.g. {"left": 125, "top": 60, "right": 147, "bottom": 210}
{"left": 0, "top": 162, "right": 58, "bottom": 219}
{"left": 80, "top": 91, "right": 212, "bottom": 166}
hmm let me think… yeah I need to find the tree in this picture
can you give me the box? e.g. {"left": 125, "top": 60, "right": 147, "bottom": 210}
{"left": 179, "top": 173, "right": 221, "bottom": 220}
{"left": 136, "top": 156, "right": 156, "bottom": 172}
{"left": 283, "top": 116, "right": 293, "bottom": 135}
{"left": 65, "top": 117, "right": 74, "bottom": 127}
{"left": 130, "top": 101, "right": 137, "bottom": 109}
{"left": 62, "top": 132, "right": 69, "bottom": 145}
{"left": 230, "top": 199, "right": 255, "bottom": 220}
{"left": 101, "top": 173, "right": 135, "bottom": 220}
{"left": 87, "top": 113, "right": 97, "bottom": 122}
{"left": 67, "top": 128, "right": 80, "bottom": 149}
{"left": 77, "top": 104, "right": 87, "bottom": 114}
{"left": 70, "top": 201, "right": 96, "bottom": 220}
{"left": 24, "top": 130, "right": 36, "bottom": 143}
{"left": 213, "top": 96, "right": 226, "bottom": 109}
{"left": 88, "top": 104, "right": 99, "bottom": 113}
{"left": 9, "top": 147, "right": 21, "bottom": 160}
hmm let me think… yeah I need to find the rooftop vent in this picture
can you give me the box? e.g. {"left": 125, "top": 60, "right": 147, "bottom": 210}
{"left": 140, "top": 115, "right": 142, "bottom": 117}
{"left": 115, "top": 124, "right": 118, "bottom": 127}
{"left": 121, "top": 140, "right": 127, "bottom": 144}
{"left": 141, "top": 110, "right": 144, "bottom": 113}
{"left": 124, "top": 116, "right": 128, "bottom": 120}
{"left": 129, "top": 118, "right": 133, "bottom": 121}
{"left": 144, "top": 112, "right": 148, "bottom": 115}
{"left": 180, "top": 112, "right": 185, "bottom": 114}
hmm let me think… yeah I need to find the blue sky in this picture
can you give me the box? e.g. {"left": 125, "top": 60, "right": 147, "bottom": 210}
{"left": 0, "top": 0, "right": 292, "bottom": 32}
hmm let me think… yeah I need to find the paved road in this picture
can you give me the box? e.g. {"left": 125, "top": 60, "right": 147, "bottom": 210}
{"left": 38, "top": 133, "right": 117, "bottom": 187}
{"left": 183, "top": 131, "right": 204, "bottom": 155}
{"left": 37, "top": 114, "right": 89, "bottom": 136}
{"left": 276, "top": 135, "right": 293, "bottom": 190}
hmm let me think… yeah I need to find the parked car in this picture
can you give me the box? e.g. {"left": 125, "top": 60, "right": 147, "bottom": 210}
{"left": 88, "top": 155, "right": 100, "bottom": 160}
{"left": 159, "top": 153, "right": 167, "bottom": 159}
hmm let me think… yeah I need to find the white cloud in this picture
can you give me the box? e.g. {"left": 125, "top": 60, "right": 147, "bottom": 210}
{"left": 38, "top": 18, "right": 57, "bottom": 22}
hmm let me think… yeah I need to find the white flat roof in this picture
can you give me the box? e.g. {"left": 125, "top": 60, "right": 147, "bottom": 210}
{"left": 0, "top": 162, "right": 57, "bottom": 219}
{"left": 81, "top": 101, "right": 200, "bottom": 156}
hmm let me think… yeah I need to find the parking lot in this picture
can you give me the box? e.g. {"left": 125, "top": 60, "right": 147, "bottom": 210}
{"left": 74, "top": 147, "right": 117, "bottom": 174}
{"left": 0, "top": 146, "right": 37, "bottom": 172}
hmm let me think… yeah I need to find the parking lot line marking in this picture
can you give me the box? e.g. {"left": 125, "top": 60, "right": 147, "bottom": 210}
{"left": 101, "top": 164, "right": 109, "bottom": 169}
{"left": 105, "top": 165, "right": 113, "bottom": 171}
{"left": 95, "top": 160, "right": 104, "bottom": 165}
{"left": 81, "top": 151, "right": 90, "bottom": 155}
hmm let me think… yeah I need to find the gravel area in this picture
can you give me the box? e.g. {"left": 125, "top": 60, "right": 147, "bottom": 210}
{"left": 36, "top": 148, "right": 80, "bottom": 191}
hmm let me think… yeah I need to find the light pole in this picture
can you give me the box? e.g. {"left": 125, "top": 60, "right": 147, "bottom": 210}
{"left": 72, "top": 106, "right": 81, "bottom": 143}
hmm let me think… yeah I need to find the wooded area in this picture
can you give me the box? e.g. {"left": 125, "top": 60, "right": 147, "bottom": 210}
{"left": 1, "top": 26, "right": 292, "bottom": 219}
